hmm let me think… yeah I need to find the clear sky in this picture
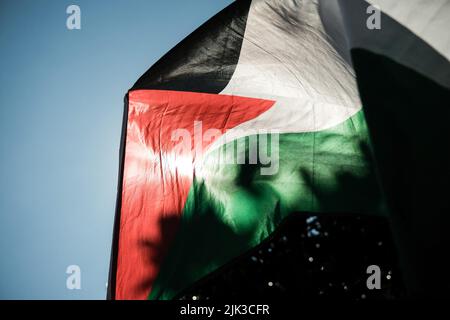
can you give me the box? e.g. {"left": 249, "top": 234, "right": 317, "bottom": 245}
{"left": 0, "top": 0, "right": 232, "bottom": 299}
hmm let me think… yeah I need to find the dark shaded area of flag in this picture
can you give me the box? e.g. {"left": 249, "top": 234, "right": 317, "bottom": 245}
{"left": 176, "top": 214, "right": 405, "bottom": 300}
{"left": 352, "top": 48, "right": 450, "bottom": 297}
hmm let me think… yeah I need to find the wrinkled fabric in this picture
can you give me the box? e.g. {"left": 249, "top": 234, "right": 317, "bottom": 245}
{"left": 112, "top": 0, "right": 392, "bottom": 300}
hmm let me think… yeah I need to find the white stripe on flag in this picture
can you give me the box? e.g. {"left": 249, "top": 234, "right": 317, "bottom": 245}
{"left": 210, "top": 0, "right": 361, "bottom": 152}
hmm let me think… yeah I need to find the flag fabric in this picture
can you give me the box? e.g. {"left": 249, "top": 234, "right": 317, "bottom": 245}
{"left": 109, "top": 0, "right": 384, "bottom": 300}
{"left": 325, "top": 0, "right": 450, "bottom": 296}
{"left": 108, "top": 0, "right": 449, "bottom": 300}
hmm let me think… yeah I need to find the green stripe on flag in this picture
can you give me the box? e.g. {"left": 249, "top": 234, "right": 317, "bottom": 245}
{"left": 149, "top": 110, "right": 387, "bottom": 300}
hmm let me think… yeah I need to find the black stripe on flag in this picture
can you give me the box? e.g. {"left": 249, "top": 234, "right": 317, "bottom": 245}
{"left": 131, "top": 0, "right": 251, "bottom": 94}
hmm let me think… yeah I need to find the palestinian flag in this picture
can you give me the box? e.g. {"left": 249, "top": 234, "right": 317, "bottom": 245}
{"left": 108, "top": 0, "right": 450, "bottom": 299}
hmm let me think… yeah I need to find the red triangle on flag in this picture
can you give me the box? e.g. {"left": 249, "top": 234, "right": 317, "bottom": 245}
{"left": 116, "top": 89, "right": 275, "bottom": 299}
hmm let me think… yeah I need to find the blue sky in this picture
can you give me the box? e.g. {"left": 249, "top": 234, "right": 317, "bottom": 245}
{"left": 0, "top": 0, "right": 232, "bottom": 300}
